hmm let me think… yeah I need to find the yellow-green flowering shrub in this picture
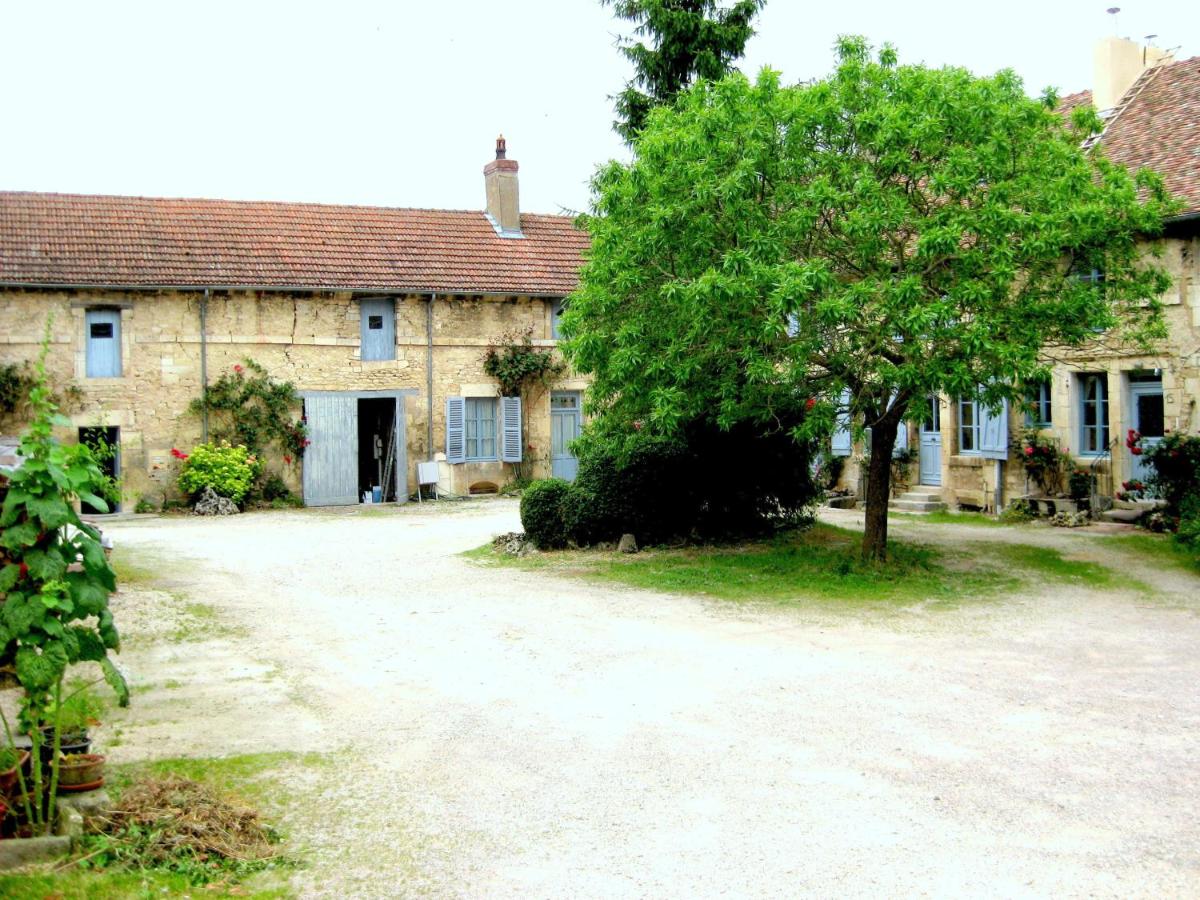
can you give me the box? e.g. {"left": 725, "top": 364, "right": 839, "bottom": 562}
{"left": 176, "top": 441, "right": 260, "bottom": 504}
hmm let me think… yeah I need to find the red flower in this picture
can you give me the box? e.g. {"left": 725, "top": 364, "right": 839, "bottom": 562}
{"left": 1131, "top": 447, "right": 1143, "bottom": 456}
{"left": 283, "top": 455, "right": 292, "bottom": 465}
{"left": 170, "top": 448, "right": 188, "bottom": 460}
{"left": 1025, "top": 446, "right": 1034, "bottom": 457}
{"left": 805, "top": 397, "right": 816, "bottom": 411}
{"left": 18, "top": 562, "right": 28, "bottom": 579}
{"left": 234, "top": 364, "right": 244, "bottom": 374}
{"left": 302, "top": 439, "right": 312, "bottom": 447}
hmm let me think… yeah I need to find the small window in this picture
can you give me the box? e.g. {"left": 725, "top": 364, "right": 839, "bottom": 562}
{"left": 85, "top": 309, "right": 121, "bottom": 378}
{"left": 367, "top": 315, "right": 383, "bottom": 331}
{"left": 1078, "top": 373, "right": 1110, "bottom": 455}
{"left": 465, "top": 398, "right": 498, "bottom": 460}
{"left": 958, "top": 397, "right": 979, "bottom": 453}
{"left": 551, "top": 298, "right": 565, "bottom": 340}
{"left": 1024, "top": 379, "right": 1052, "bottom": 427}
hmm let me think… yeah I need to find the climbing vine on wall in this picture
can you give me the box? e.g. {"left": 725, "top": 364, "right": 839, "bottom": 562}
{"left": 188, "top": 360, "right": 308, "bottom": 460}
{"left": 482, "top": 327, "right": 565, "bottom": 397}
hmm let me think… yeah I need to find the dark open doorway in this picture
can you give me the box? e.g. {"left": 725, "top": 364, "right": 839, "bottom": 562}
{"left": 357, "top": 398, "right": 398, "bottom": 502}
{"left": 79, "top": 426, "right": 120, "bottom": 514}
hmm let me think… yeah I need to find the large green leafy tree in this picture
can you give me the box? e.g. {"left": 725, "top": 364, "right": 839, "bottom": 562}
{"left": 565, "top": 38, "right": 1175, "bottom": 561}
{"left": 604, "top": 0, "right": 765, "bottom": 143}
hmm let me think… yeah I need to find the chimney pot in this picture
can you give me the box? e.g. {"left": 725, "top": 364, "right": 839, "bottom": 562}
{"left": 496, "top": 134, "right": 507, "bottom": 159}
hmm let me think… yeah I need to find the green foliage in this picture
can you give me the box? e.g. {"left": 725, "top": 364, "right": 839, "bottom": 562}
{"left": 80, "top": 430, "right": 123, "bottom": 510}
{"left": 1139, "top": 431, "right": 1200, "bottom": 515}
{"left": 603, "top": 0, "right": 765, "bottom": 143}
{"left": 999, "top": 499, "right": 1036, "bottom": 523}
{"left": 189, "top": 360, "right": 307, "bottom": 461}
{"left": 1175, "top": 494, "right": 1200, "bottom": 562}
{"left": 482, "top": 326, "right": 566, "bottom": 397}
{"left": 566, "top": 38, "right": 1175, "bottom": 559}
{"left": 0, "top": 361, "right": 34, "bottom": 415}
{"left": 1068, "top": 469, "right": 1094, "bottom": 502}
{"left": 556, "top": 420, "right": 816, "bottom": 546}
{"left": 0, "top": 321, "right": 128, "bottom": 836}
{"left": 133, "top": 497, "right": 156, "bottom": 514}
{"left": 177, "top": 441, "right": 260, "bottom": 504}
{"left": 519, "top": 479, "right": 573, "bottom": 549}
{"left": 1018, "top": 428, "right": 1069, "bottom": 495}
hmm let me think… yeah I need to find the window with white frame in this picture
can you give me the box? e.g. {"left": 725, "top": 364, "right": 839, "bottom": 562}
{"left": 464, "top": 397, "right": 497, "bottom": 460}
{"left": 958, "top": 396, "right": 979, "bottom": 453}
{"left": 1024, "top": 379, "right": 1052, "bottom": 427}
{"left": 1078, "top": 373, "right": 1109, "bottom": 454}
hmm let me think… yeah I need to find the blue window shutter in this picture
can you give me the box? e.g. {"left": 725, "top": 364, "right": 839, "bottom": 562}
{"left": 360, "top": 298, "right": 395, "bottom": 361}
{"left": 500, "top": 396, "right": 522, "bottom": 463}
{"left": 85, "top": 309, "right": 121, "bottom": 377}
{"left": 446, "top": 397, "right": 466, "bottom": 463}
{"left": 831, "top": 389, "right": 852, "bottom": 457}
{"left": 978, "top": 398, "right": 1010, "bottom": 460}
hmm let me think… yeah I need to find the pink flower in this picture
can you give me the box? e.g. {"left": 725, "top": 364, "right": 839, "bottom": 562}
{"left": 234, "top": 364, "right": 244, "bottom": 374}
{"left": 1025, "top": 446, "right": 1034, "bottom": 457}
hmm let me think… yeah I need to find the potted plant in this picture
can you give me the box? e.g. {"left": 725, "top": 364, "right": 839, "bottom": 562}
{"left": 55, "top": 753, "right": 105, "bottom": 791}
{"left": 0, "top": 746, "right": 31, "bottom": 795}
{"left": 36, "top": 684, "right": 102, "bottom": 763}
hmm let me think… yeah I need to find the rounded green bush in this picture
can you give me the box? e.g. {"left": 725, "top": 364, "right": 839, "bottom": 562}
{"left": 177, "top": 441, "right": 260, "bottom": 504}
{"left": 520, "top": 479, "right": 572, "bottom": 549}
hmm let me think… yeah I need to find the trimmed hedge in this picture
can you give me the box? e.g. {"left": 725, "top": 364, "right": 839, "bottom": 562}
{"left": 521, "top": 421, "right": 818, "bottom": 549}
{"left": 520, "top": 478, "right": 573, "bottom": 549}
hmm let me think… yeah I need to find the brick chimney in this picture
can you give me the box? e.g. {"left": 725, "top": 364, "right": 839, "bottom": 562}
{"left": 1093, "top": 35, "right": 1174, "bottom": 112}
{"left": 484, "top": 135, "right": 521, "bottom": 238}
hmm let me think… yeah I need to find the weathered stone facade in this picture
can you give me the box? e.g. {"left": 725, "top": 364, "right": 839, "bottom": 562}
{"left": 0, "top": 287, "right": 585, "bottom": 507}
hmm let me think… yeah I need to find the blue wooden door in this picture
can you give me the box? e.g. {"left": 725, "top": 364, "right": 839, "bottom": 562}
{"left": 1129, "top": 379, "right": 1164, "bottom": 489}
{"left": 919, "top": 396, "right": 942, "bottom": 486}
{"left": 85, "top": 309, "right": 121, "bottom": 377}
{"left": 302, "top": 394, "right": 359, "bottom": 506}
{"left": 551, "top": 392, "right": 581, "bottom": 481}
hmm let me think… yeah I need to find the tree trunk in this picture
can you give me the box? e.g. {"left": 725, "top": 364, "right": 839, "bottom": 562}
{"left": 862, "top": 417, "right": 900, "bottom": 563}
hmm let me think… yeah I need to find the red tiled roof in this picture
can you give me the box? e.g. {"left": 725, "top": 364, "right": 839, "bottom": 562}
{"left": 1066, "top": 56, "right": 1200, "bottom": 215}
{"left": 0, "top": 192, "right": 589, "bottom": 294}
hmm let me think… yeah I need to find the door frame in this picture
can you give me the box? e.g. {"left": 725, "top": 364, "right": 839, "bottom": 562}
{"left": 300, "top": 389, "right": 416, "bottom": 506}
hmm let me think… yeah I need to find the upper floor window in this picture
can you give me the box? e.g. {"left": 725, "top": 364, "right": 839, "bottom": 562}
{"left": 359, "top": 297, "right": 395, "bottom": 361}
{"left": 1024, "top": 379, "right": 1052, "bottom": 427}
{"left": 958, "top": 397, "right": 979, "bottom": 453}
{"left": 551, "top": 298, "right": 565, "bottom": 340}
{"left": 85, "top": 309, "right": 121, "bottom": 378}
{"left": 1078, "top": 373, "right": 1110, "bottom": 455}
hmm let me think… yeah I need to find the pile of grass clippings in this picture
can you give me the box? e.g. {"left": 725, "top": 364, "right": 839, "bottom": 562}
{"left": 83, "top": 776, "right": 284, "bottom": 880}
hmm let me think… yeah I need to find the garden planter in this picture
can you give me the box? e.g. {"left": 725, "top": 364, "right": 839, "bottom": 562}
{"left": 56, "top": 753, "right": 105, "bottom": 791}
{"left": 36, "top": 728, "right": 90, "bottom": 763}
{"left": 0, "top": 750, "right": 31, "bottom": 795}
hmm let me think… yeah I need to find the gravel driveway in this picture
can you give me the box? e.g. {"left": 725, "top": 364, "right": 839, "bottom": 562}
{"left": 99, "top": 500, "right": 1200, "bottom": 898}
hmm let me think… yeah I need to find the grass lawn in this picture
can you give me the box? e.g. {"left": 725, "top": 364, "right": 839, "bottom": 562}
{"left": 467, "top": 522, "right": 1137, "bottom": 608}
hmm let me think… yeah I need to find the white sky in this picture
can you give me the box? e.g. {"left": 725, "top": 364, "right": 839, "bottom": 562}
{"left": 2, "top": 1, "right": 1197, "bottom": 216}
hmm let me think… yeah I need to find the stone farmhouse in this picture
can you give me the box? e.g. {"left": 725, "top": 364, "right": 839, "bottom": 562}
{"left": 837, "top": 37, "right": 1200, "bottom": 515}
{"left": 0, "top": 139, "right": 590, "bottom": 507}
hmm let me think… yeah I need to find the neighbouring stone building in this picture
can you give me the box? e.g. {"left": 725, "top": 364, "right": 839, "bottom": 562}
{"left": 837, "top": 38, "right": 1200, "bottom": 514}
{"left": 0, "top": 139, "right": 590, "bottom": 507}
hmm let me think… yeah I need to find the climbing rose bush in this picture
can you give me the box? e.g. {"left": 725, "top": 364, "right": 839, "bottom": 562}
{"left": 177, "top": 441, "right": 260, "bottom": 504}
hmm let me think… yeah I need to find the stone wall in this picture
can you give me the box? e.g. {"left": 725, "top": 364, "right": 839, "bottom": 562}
{"left": 0, "top": 288, "right": 584, "bottom": 507}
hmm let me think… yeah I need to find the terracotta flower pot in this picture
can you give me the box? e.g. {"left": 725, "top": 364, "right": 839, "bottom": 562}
{"left": 0, "top": 750, "right": 30, "bottom": 794}
{"left": 56, "top": 753, "right": 105, "bottom": 788}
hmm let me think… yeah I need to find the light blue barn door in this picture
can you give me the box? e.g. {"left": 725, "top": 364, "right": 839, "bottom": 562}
{"left": 359, "top": 298, "right": 395, "bottom": 361}
{"left": 85, "top": 309, "right": 122, "bottom": 377}
{"left": 551, "top": 392, "right": 581, "bottom": 481}
{"left": 1129, "top": 378, "right": 1164, "bottom": 489}
{"left": 302, "top": 394, "right": 359, "bottom": 506}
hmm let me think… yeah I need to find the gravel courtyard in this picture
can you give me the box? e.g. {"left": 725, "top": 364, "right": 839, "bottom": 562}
{"left": 98, "top": 500, "right": 1200, "bottom": 898}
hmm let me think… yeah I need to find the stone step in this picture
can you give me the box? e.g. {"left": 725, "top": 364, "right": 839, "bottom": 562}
{"left": 1100, "top": 508, "right": 1145, "bottom": 524}
{"left": 897, "top": 491, "right": 944, "bottom": 503}
{"left": 889, "top": 499, "right": 948, "bottom": 512}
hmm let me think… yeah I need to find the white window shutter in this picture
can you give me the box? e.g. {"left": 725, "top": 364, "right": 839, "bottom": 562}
{"left": 500, "top": 396, "right": 522, "bottom": 463}
{"left": 978, "top": 398, "right": 1010, "bottom": 460}
{"left": 446, "top": 397, "right": 466, "bottom": 463}
{"left": 892, "top": 421, "right": 909, "bottom": 457}
{"left": 831, "top": 389, "right": 852, "bottom": 457}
